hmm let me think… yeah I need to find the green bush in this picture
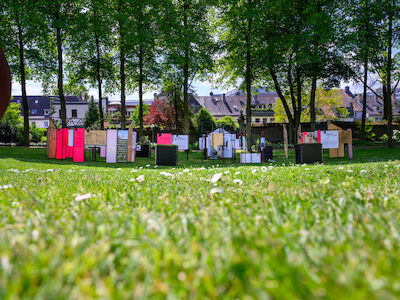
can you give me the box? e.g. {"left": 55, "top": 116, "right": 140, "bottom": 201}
{"left": 30, "top": 124, "right": 47, "bottom": 143}
{"left": 355, "top": 119, "right": 375, "bottom": 141}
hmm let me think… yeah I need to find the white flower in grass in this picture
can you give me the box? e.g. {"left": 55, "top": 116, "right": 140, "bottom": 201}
{"left": 233, "top": 179, "right": 243, "bottom": 185}
{"left": 235, "top": 171, "right": 241, "bottom": 175}
{"left": 160, "top": 171, "right": 174, "bottom": 178}
{"left": 360, "top": 170, "right": 367, "bottom": 174}
{"left": 210, "top": 187, "right": 223, "bottom": 194}
{"left": 46, "top": 169, "right": 54, "bottom": 172}
{"left": 347, "top": 169, "right": 353, "bottom": 173}
{"left": 130, "top": 169, "right": 137, "bottom": 173}
{"left": 0, "top": 184, "right": 12, "bottom": 189}
{"left": 211, "top": 173, "right": 222, "bottom": 183}
{"left": 268, "top": 166, "right": 273, "bottom": 170}
{"left": 75, "top": 193, "right": 92, "bottom": 202}
{"left": 11, "top": 201, "right": 19, "bottom": 208}
{"left": 154, "top": 165, "right": 158, "bottom": 168}
{"left": 139, "top": 167, "right": 143, "bottom": 170}
{"left": 146, "top": 164, "right": 150, "bottom": 167}
{"left": 252, "top": 169, "right": 257, "bottom": 174}
{"left": 183, "top": 169, "right": 189, "bottom": 173}
{"left": 338, "top": 166, "right": 344, "bottom": 170}
{"left": 117, "top": 168, "right": 122, "bottom": 170}
{"left": 224, "top": 171, "right": 229, "bottom": 174}
{"left": 261, "top": 166, "right": 267, "bottom": 172}
{"left": 136, "top": 175, "right": 145, "bottom": 183}
{"left": 320, "top": 178, "right": 330, "bottom": 184}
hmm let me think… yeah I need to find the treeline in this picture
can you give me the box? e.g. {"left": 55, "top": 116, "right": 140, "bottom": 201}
{"left": 0, "top": 0, "right": 399, "bottom": 148}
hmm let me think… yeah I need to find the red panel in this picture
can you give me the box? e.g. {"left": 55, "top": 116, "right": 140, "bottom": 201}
{"left": 157, "top": 133, "right": 172, "bottom": 145}
{"left": 56, "top": 129, "right": 64, "bottom": 159}
{"left": 0, "top": 47, "right": 11, "bottom": 120}
{"left": 62, "top": 128, "right": 68, "bottom": 159}
{"left": 73, "top": 128, "right": 85, "bottom": 162}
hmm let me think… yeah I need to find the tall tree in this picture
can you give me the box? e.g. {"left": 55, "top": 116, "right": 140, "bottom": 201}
{"left": 40, "top": 0, "right": 79, "bottom": 128}
{"left": 0, "top": 0, "right": 42, "bottom": 145}
{"left": 124, "top": 0, "right": 160, "bottom": 136}
{"left": 345, "top": 0, "right": 382, "bottom": 142}
{"left": 380, "top": 0, "right": 400, "bottom": 148}
{"left": 68, "top": 0, "right": 115, "bottom": 130}
{"left": 258, "top": 0, "right": 349, "bottom": 143}
{"left": 217, "top": 0, "right": 261, "bottom": 150}
{"left": 160, "top": 0, "right": 215, "bottom": 135}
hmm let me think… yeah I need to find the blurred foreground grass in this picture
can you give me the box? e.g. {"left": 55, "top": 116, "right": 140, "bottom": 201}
{"left": 0, "top": 146, "right": 400, "bottom": 299}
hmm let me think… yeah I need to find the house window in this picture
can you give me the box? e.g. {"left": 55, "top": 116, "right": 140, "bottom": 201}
{"left": 31, "top": 109, "right": 37, "bottom": 115}
{"left": 34, "top": 99, "right": 39, "bottom": 104}
{"left": 44, "top": 121, "right": 49, "bottom": 127}
{"left": 71, "top": 109, "right": 77, "bottom": 118}
{"left": 263, "top": 118, "right": 268, "bottom": 124}
{"left": 255, "top": 118, "right": 260, "bottom": 123}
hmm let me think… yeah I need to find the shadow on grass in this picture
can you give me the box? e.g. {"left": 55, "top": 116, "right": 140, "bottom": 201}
{"left": 0, "top": 146, "right": 399, "bottom": 169}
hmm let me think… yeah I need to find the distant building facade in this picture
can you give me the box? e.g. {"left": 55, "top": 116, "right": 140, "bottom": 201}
{"left": 11, "top": 96, "right": 107, "bottom": 128}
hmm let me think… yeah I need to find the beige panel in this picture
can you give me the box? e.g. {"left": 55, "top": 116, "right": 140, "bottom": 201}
{"left": 85, "top": 130, "right": 107, "bottom": 146}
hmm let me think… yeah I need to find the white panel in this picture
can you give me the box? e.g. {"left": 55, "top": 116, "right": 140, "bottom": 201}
{"left": 106, "top": 129, "right": 117, "bottom": 163}
{"left": 321, "top": 130, "right": 339, "bottom": 149}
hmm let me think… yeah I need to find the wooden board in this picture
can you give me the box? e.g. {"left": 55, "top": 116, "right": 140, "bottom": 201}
{"left": 84, "top": 130, "right": 107, "bottom": 146}
{"left": 283, "top": 124, "right": 289, "bottom": 159}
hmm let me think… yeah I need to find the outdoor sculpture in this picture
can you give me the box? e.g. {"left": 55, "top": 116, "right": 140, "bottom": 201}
{"left": 0, "top": 47, "right": 11, "bottom": 120}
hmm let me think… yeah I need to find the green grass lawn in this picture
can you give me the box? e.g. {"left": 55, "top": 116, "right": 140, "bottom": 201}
{"left": 0, "top": 146, "right": 400, "bottom": 299}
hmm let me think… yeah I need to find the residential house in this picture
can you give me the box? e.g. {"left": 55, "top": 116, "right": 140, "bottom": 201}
{"left": 106, "top": 99, "right": 154, "bottom": 119}
{"left": 352, "top": 88, "right": 400, "bottom": 121}
{"left": 11, "top": 95, "right": 108, "bottom": 128}
{"left": 189, "top": 87, "right": 279, "bottom": 124}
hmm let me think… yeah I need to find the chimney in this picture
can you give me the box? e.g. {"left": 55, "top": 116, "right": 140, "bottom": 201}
{"left": 345, "top": 86, "right": 354, "bottom": 98}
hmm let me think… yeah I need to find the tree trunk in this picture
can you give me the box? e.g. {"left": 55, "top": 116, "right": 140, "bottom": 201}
{"left": 120, "top": 47, "right": 126, "bottom": 128}
{"left": 138, "top": 45, "right": 144, "bottom": 136}
{"left": 174, "top": 85, "right": 179, "bottom": 129}
{"left": 56, "top": 23, "right": 67, "bottom": 128}
{"left": 16, "top": 16, "right": 29, "bottom": 146}
{"left": 309, "top": 68, "right": 317, "bottom": 132}
{"left": 245, "top": 47, "right": 252, "bottom": 151}
{"left": 293, "top": 67, "right": 302, "bottom": 145}
{"left": 309, "top": 1, "right": 321, "bottom": 133}
{"left": 361, "top": 56, "right": 368, "bottom": 142}
{"left": 386, "top": 1, "right": 393, "bottom": 148}
{"left": 95, "top": 32, "right": 104, "bottom": 130}
{"left": 245, "top": 4, "right": 253, "bottom": 151}
{"left": 182, "top": 3, "right": 190, "bottom": 135}
{"left": 118, "top": 0, "right": 126, "bottom": 128}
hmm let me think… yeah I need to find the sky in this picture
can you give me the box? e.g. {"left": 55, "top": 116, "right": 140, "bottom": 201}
{"left": 11, "top": 80, "right": 228, "bottom": 100}
{"left": 12, "top": 79, "right": 365, "bottom": 101}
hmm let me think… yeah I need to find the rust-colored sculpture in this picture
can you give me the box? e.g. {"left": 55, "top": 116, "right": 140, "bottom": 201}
{"left": 0, "top": 47, "right": 11, "bottom": 120}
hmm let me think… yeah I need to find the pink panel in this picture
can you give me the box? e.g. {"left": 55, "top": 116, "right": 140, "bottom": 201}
{"left": 56, "top": 129, "right": 64, "bottom": 159}
{"left": 73, "top": 128, "right": 85, "bottom": 162}
{"left": 100, "top": 146, "right": 106, "bottom": 158}
{"left": 62, "top": 128, "right": 68, "bottom": 159}
{"left": 66, "top": 147, "right": 74, "bottom": 158}
{"left": 157, "top": 133, "right": 172, "bottom": 145}
{"left": 317, "top": 130, "right": 321, "bottom": 143}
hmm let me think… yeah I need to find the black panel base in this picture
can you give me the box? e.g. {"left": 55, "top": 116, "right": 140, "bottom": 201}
{"left": 156, "top": 145, "right": 178, "bottom": 166}
{"left": 295, "top": 143, "right": 323, "bottom": 164}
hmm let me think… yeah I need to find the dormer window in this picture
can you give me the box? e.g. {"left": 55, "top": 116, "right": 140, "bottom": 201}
{"left": 34, "top": 99, "right": 39, "bottom": 104}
